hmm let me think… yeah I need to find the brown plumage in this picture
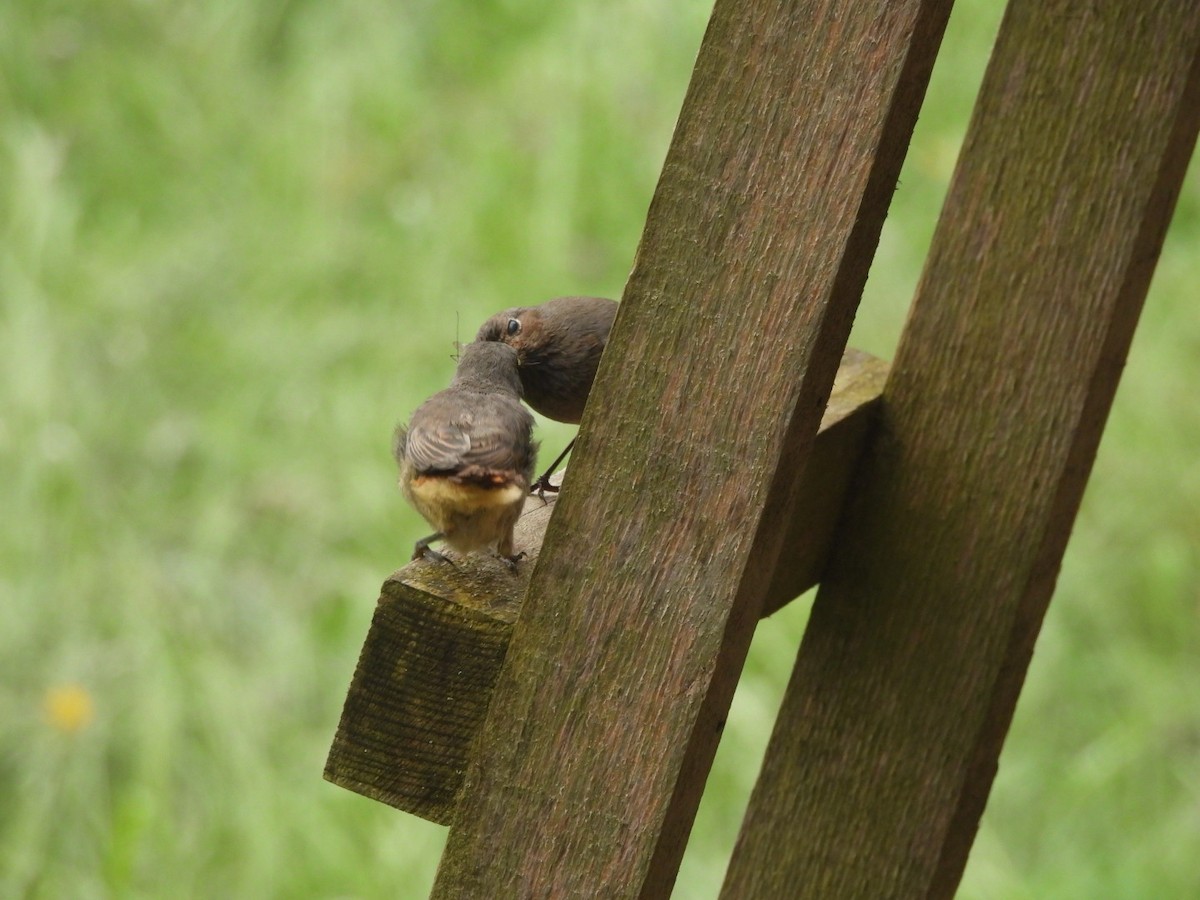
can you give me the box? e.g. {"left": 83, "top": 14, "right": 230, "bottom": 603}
{"left": 475, "top": 296, "right": 618, "bottom": 424}
{"left": 476, "top": 296, "right": 617, "bottom": 492}
{"left": 393, "top": 341, "right": 537, "bottom": 564}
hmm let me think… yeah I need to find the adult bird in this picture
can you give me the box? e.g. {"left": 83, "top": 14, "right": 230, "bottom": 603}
{"left": 476, "top": 295, "right": 617, "bottom": 494}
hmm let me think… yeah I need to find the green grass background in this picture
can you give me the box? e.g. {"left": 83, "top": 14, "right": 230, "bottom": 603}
{"left": 2, "top": 0, "right": 1197, "bottom": 896}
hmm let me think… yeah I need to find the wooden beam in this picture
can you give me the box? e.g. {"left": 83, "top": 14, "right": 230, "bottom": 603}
{"left": 324, "top": 351, "right": 887, "bottom": 825}
{"left": 720, "top": 1, "right": 1200, "bottom": 897}
{"left": 430, "top": 0, "right": 955, "bottom": 895}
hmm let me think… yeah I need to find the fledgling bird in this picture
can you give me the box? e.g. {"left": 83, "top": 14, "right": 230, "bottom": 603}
{"left": 475, "top": 296, "right": 618, "bottom": 492}
{"left": 393, "top": 341, "right": 537, "bottom": 566}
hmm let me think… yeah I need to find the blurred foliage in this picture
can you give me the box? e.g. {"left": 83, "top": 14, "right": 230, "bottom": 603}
{"left": 1, "top": 0, "right": 1196, "bottom": 897}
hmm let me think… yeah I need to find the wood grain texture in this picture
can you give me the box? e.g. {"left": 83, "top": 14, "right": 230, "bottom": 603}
{"left": 431, "top": 0, "right": 954, "bottom": 896}
{"left": 323, "top": 573, "right": 519, "bottom": 824}
{"left": 324, "top": 353, "right": 887, "bottom": 825}
{"left": 721, "top": 2, "right": 1200, "bottom": 898}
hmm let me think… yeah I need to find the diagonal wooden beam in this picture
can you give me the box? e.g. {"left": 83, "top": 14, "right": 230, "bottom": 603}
{"left": 324, "top": 351, "right": 886, "bottom": 826}
{"left": 720, "top": 1, "right": 1200, "bottom": 897}
{"left": 430, "top": 1, "right": 956, "bottom": 896}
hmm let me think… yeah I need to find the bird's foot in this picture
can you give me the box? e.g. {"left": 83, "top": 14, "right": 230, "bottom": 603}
{"left": 499, "top": 551, "right": 527, "bottom": 572}
{"left": 530, "top": 473, "right": 561, "bottom": 503}
{"left": 412, "top": 533, "right": 455, "bottom": 567}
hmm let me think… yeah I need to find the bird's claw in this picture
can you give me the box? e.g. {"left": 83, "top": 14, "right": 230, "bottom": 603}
{"left": 412, "top": 535, "right": 456, "bottom": 567}
{"left": 500, "top": 551, "right": 527, "bottom": 572}
{"left": 530, "top": 474, "right": 560, "bottom": 502}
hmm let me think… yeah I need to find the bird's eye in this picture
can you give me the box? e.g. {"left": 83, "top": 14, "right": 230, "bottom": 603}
{"left": 506, "top": 318, "right": 521, "bottom": 337}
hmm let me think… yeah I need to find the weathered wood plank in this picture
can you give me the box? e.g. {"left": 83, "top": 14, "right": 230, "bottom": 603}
{"left": 721, "top": 2, "right": 1200, "bottom": 897}
{"left": 430, "top": 0, "right": 955, "bottom": 895}
{"left": 763, "top": 351, "right": 888, "bottom": 617}
{"left": 324, "top": 352, "right": 887, "bottom": 825}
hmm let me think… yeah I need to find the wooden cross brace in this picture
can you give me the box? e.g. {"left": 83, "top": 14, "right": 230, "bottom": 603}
{"left": 328, "top": 0, "right": 1200, "bottom": 896}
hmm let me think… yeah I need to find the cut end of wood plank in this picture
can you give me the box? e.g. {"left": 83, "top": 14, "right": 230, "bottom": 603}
{"left": 322, "top": 486, "right": 561, "bottom": 824}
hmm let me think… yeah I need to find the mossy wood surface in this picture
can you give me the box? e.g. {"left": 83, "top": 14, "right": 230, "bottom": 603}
{"left": 324, "top": 352, "right": 887, "bottom": 825}
{"left": 721, "top": 1, "right": 1200, "bottom": 898}
{"left": 431, "top": 0, "right": 954, "bottom": 896}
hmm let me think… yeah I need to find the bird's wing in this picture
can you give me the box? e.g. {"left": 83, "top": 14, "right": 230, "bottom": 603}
{"left": 404, "top": 392, "right": 533, "bottom": 476}
{"left": 460, "top": 395, "right": 535, "bottom": 474}
{"left": 404, "top": 401, "right": 474, "bottom": 473}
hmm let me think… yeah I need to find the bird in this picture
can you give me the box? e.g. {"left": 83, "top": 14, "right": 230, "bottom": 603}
{"left": 475, "top": 296, "right": 618, "bottom": 493}
{"left": 393, "top": 341, "right": 537, "bottom": 566}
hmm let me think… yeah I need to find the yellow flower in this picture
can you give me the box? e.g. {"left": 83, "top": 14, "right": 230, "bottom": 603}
{"left": 44, "top": 683, "right": 95, "bottom": 734}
